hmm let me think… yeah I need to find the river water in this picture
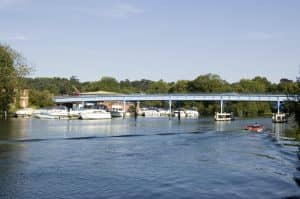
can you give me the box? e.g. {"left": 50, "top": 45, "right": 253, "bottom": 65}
{"left": 0, "top": 117, "right": 299, "bottom": 198}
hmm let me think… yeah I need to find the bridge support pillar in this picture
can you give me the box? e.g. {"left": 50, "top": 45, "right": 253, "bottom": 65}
{"left": 169, "top": 100, "right": 172, "bottom": 120}
{"left": 123, "top": 100, "right": 126, "bottom": 119}
{"left": 220, "top": 100, "right": 223, "bottom": 114}
{"left": 277, "top": 100, "right": 280, "bottom": 114}
{"left": 134, "top": 101, "right": 138, "bottom": 119}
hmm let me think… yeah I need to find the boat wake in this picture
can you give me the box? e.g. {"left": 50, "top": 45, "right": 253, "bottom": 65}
{"left": 0, "top": 130, "right": 207, "bottom": 144}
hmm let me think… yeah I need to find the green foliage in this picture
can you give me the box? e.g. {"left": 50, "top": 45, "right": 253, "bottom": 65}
{"left": 230, "top": 102, "right": 272, "bottom": 117}
{"left": 188, "top": 73, "right": 231, "bottom": 92}
{"left": 23, "top": 77, "right": 74, "bottom": 95}
{"left": 277, "top": 79, "right": 299, "bottom": 94}
{"left": 0, "top": 45, "right": 16, "bottom": 112}
{"left": 148, "top": 80, "right": 169, "bottom": 94}
{"left": 169, "top": 80, "right": 189, "bottom": 93}
{"left": 232, "top": 76, "right": 272, "bottom": 93}
{"left": 29, "top": 89, "right": 54, "bottom": 108}
{"left": 0, "top": 44, "right": 31, "bottom": 112}
{"left": 82, "top": 76, "right": 120, "bottom": 92}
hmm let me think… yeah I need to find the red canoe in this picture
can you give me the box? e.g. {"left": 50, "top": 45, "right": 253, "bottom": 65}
{"left": 244, "top": 124, "right": 264, "bottom": 133}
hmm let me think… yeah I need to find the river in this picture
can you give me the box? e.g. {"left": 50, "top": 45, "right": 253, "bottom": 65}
{"left": 0, "top": 117, "right": 299, "bottom": 198}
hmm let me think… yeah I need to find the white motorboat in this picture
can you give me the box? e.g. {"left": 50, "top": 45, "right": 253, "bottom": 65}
{"left": 143, "top": 108, "right": 160, "bottom": 117}
{"left": 68, "top": 108, "right": 85, "bottom": 119}
{"left": 110, "top": 105, "right": 125, "bottom": 117}
{"left": 15, "top": 108, "right": 34, "bottom": 117}
{"left": 157, "top": 109, "right": 170, "bottom": 117}
{"left": 79, "top": 109, "right": 111, "bottom": 120}
{"left": 139, "top": 108, "right": 170, "bottom": 117}
{"left": 34, "top": 112, "right": 60, "bottom": 119}
{"left": 185, "top": 109, "right": 199, "bottom": 118}
{"left": 173, "top": 110, "right": 186, "bottom": 118}
{"left": 33, "top": 106, "right": 69, "bottom": 119}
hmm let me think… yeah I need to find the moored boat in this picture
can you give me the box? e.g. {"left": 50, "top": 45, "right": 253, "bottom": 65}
{"left": 110, "top": 105, "right": 125, "bottom": 117}
{"left": 214, "top": 112, "right": 234, "bottom": 121}
{"left": 173, "top": 109, "right": 199, "bottom": 118}
{"left": 185, "top": 109, "right": 199, "bottom": 118}
{"left": 272, "top": 113, "right": 287, "bottom": 123}
{"left": 173, "top": 109, "right": 186, "bottom": 118}
{"left": 15, "top": 108, "right": 34, "bottom": 117}
{"left": 79, "top": 109, "right": 111, "bottom": 120}
{"left": 33, "top": 106, "right": 69, "bottom": 119}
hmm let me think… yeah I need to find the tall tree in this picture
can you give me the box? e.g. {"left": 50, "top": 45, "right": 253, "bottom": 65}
{"left": 0, "top": 45, "right": 15, "bottom": 112}
{"left": 0, "top": 44, "right": 30, "bottom": 113}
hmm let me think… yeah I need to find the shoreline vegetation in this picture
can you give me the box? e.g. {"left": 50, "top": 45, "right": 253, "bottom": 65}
{"left": 22, "top": 73, "right": 299, "bottom": 119}
{"left": 0, "top": 44, "right": 299, "bottom": 125}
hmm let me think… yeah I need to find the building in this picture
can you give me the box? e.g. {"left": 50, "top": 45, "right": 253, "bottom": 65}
{"left": 19, "top": 89, "right": 29, "bottom": 108}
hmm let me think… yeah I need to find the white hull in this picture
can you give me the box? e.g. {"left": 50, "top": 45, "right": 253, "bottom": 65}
{"left": 174, "top": 110, "right": 199, "bottom": 118}
{"left": 34, "top": 113, "right": 59, "bottom": 119}
{"left": 215, "top": 112, "right": 234, "bottom": 121}
{"left": 80, "top": 109, "right": 111, "bottom": 120}
{"left": 174, "top": 111, "right": 186, "bottom": 118}
{"left": 144, "top": 110, "right": 160, "bottom": 117}
{"left": 33, "top": 106, "right": 69, "bottom": 119}
{"left": 142, "top": 109, "right": 170, "bottom": 117}
{"left": 15, "top": 108, "right": 34, "bottom": 117}
{"left": 185, "top": 110, "right": 199, "bottom": 118}
{"left": 215, "top": 118, "right": 232, "bottom": 121}
{"left": 111, "top": 111, "right": 124, "bottom": 117}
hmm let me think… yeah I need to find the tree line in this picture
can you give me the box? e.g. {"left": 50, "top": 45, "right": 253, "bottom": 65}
{"left": 22, "top": 74, "right": 299, "bottom": 117}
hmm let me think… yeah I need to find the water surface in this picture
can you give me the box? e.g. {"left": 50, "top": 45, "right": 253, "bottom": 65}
{"left": 0, "top": 117, "right": 299, "bottom": 198}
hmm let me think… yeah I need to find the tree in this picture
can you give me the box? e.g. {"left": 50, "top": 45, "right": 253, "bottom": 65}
{"left": 29, "top": 89, "right": 54, "bottom": 108}
{"left": 148, "top": 80, "right": 169, "bottom": 94}
{"left": 188, "top": 73, "right": 231, "bottom": 92}
{"left": 169, "top": 80, "right": 189, "bottom": 93}
{"left": 98, "top": 76, "right": 120, "bottom": 92}
{"left": 0, "top": 44, "right": 30, "bottom": 113}
{"left": 84, "top": 76, "right": 120, "bottom": 92}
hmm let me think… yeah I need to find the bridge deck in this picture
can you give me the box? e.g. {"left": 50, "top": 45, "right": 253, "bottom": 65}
{"left": 54, "top": 93, "right": 297, "bottom": 103}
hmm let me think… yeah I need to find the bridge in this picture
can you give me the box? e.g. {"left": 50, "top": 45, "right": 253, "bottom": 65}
{"left": 54, "top": 93, "right": 298, "bottom": 114}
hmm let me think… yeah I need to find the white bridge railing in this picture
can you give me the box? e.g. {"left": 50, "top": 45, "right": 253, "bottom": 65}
{"left": 54, "top": 93, "right": 297, "bottom": 103}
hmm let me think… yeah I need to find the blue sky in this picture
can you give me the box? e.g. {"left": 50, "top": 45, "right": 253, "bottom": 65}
{"left": 0, "top": 0, "right": 299, "bottom": 83}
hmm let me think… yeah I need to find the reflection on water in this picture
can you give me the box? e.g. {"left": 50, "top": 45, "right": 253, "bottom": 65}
{"left": 271, "top": 122, "right": 300, "bottom": 147}
{"left": 272, "top": 123, "right": 286, "bottom": 141}
{"left": 0, "top": 119, "right": 27, "bottom": 198}
{"left": 0, "top": 119, "right": 29, "bottom": 140}
{"left": 0, "top": 117, "right": 299, "bottom": 198}
{"left": 215, "top": 120, "right": 232, "bottom": 132}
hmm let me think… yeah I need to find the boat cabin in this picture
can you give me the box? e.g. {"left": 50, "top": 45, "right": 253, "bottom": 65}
{"left": 272, "top": 113, "right": 287, "bottom": 123}
{"left": 214, "top": 112, "right": 234, "bottom": 121}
